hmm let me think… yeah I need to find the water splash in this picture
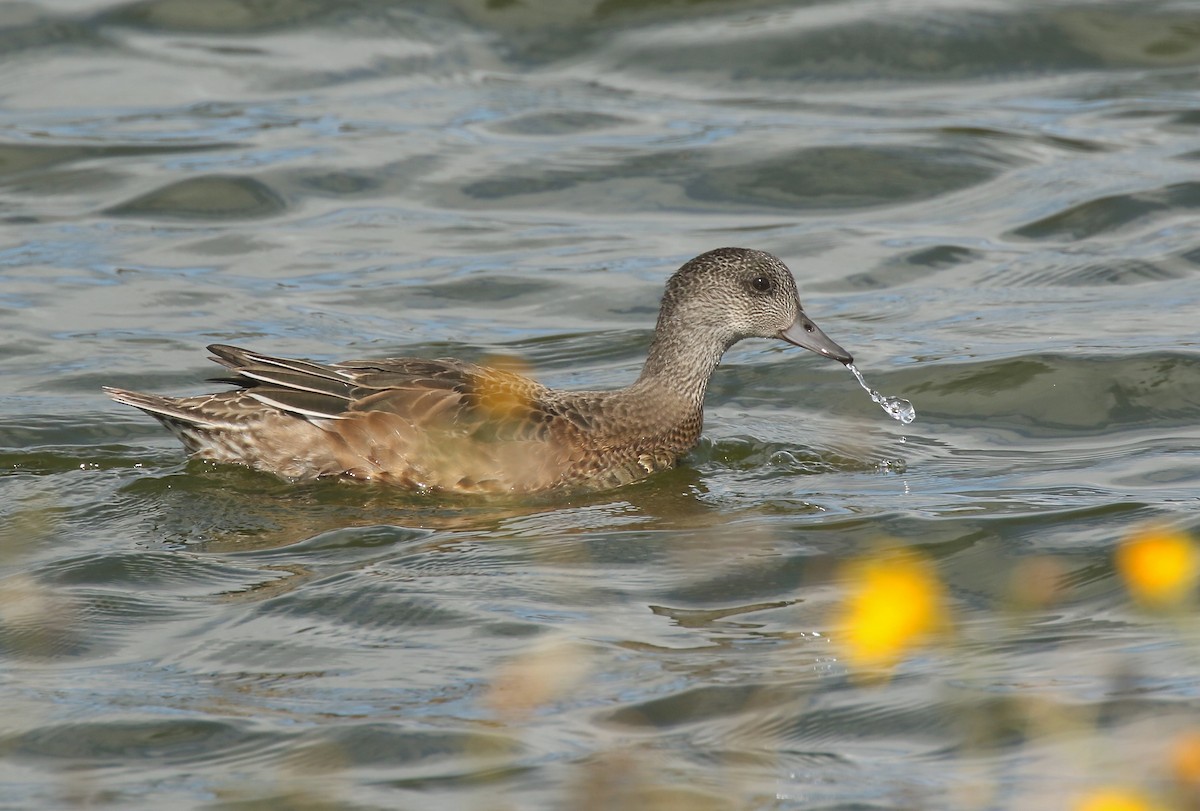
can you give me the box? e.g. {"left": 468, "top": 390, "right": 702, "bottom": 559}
{"left": 846, "top": 363, "right": 915, "bottom": 425}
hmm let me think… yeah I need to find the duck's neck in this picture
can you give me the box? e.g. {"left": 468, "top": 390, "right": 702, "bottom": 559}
{"left": 625, "top": 321, "right": 731, "bottom": 415}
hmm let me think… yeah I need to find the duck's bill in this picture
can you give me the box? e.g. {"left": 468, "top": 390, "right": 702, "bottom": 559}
{"left": 779, "top": 314, "right": 853, "bottom": 365}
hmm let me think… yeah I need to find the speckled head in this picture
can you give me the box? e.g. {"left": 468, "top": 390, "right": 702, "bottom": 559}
{"left": 658, "top": 247, "right": 852, "bottom": 364}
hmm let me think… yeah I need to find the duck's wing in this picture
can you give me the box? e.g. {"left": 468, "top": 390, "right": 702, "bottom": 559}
{"left": 206, "top": 343, "right": 563, "bottom": 443}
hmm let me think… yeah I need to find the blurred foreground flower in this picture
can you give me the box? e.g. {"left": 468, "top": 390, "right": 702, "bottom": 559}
{"left": 485, "top": 635, "right": 590, "bottom": 720}
{"left": 1170, "top": 730, "right": 1200, "bottom": 798}
{"left": 1116, "top": 526, "right": 1197, "bottom": 608}
{"left": 1074, "top": 788, "right": 1161, "bottom": 811}
{"left": 834, "top": 548, "right": 948, "bottom": 675}
{"left": 1008, "top": 555, "right": 1069, "bottom": 610}
{"left": 474, "top": 356, "right": 534, "bottom": 423}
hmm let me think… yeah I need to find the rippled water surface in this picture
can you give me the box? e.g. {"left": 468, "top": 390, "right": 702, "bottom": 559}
{"left": 3, "top": 0, "right": 1200, "bottom": 808}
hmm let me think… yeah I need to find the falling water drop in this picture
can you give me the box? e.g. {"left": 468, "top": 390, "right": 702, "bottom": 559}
{"left": 845, "top": 363, "right": 915, "bottom": 425}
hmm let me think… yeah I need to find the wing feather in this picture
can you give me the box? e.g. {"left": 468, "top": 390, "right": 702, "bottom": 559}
{"left": 204, "top": 344, "right": 566, "bottom": 443}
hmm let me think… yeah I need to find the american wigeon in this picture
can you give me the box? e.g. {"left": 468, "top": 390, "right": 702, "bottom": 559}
{"left": 105, "top": 247, "right": 852, "bottom": 494}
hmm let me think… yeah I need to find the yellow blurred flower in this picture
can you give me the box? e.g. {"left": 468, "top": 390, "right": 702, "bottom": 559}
{"left": 1074, "top": 788, "right": 1159, "bottom": 811}
{"left": 473, "top": 364, "right": 533, "bottom": 423}
{"left": 1170, "top": 730, "right": 1200, "bottom": 792}
{"left": 835, "top": 548, "right": 947, "bottom": 673}
{"left": 1116, "top": 526, "right": 1198, "bottom": 608}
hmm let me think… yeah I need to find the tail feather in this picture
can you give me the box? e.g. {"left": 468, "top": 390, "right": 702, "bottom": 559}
{"left": 103, "top": 387, "right": 225, "bottom": 428}
{"left": 105, "top": 382, "right": 337, "bottom": 474}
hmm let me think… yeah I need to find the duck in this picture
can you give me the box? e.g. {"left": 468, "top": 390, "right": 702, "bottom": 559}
{"left": 105, "top": 247, "right": 852, "bottom": 494}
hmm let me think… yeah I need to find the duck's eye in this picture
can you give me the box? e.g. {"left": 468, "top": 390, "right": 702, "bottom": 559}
{"left": 750, "top": 275, "right": 772, "bottom": 293}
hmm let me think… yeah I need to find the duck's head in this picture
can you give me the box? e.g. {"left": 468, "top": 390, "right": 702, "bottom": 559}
{"left": 660, "top": 247, "right": 852, "bottom": 365}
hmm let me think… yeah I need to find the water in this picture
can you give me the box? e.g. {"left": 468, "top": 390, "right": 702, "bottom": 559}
{"left": 845, "top": 362, "right": 917, "bottom": 425}
{"left": 3, "top": 1, "right": 1200, "bottom": 809}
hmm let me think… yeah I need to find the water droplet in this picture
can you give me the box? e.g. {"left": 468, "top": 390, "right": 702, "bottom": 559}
{"left": 845, "top": 363, "right": 915, "bottom": 425}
